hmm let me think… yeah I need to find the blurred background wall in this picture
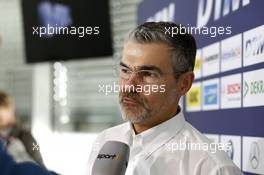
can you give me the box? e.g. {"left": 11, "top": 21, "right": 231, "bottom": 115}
{"left": 0, "top": 0, "right": 142, "bottom": 174}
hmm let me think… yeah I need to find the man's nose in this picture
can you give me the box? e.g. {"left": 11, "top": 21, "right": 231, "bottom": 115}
{"left": 122, "top": 73, "right": 140, "bottom": 93}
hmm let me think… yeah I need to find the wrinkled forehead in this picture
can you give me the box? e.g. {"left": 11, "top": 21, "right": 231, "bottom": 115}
{"left": 122, "top": 41, "right": 173, "bottom": 71}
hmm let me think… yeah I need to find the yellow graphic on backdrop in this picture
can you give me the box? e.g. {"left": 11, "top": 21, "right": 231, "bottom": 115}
{"left": 187, "top": 86, "right": 201, "bottom": 108}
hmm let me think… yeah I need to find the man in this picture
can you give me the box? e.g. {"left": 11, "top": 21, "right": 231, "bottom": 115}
{"left": 0, "top": 91, "right": 45, "bottom": 168}
{"left": 87, "top": 22, "right": 243, "bottom": 175}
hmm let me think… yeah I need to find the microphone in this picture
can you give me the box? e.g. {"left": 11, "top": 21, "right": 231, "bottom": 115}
{"left": 91, "top": 141, "right": 130, "bottom": 175}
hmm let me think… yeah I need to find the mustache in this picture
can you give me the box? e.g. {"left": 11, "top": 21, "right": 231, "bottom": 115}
{"left": 119, "top": 92, "right": 151, "bottom": 112}
{"left": 119, "top": 92, "right": 143, "bottom": 104}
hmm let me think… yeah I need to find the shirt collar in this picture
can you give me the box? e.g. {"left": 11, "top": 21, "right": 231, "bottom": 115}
{"left": 126, "top": 107, "right": 186, "bottom": 158}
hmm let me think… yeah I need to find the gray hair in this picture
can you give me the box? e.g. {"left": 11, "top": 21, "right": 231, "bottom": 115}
{"left": 125, "top": 22, "right": 197, "bottom": 78}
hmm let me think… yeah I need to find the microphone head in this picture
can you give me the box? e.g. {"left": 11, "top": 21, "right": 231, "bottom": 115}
{"left": 92, "top": 141, "right": 130, "bottom": 175}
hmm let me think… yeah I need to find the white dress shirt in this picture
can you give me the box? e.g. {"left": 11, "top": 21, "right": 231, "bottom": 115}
{"left": 87, "top": 109, "right": 243, "bottom": 175}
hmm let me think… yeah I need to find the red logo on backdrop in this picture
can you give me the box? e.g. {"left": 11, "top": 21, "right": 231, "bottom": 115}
{"left": 227, "top": 83, "right": 241, "bottom": 94}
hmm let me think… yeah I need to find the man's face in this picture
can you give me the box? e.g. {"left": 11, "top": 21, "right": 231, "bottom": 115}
{"left": 119, "top": 41, "right": 181, "bottom": 124}
{"left": 0, "top": 105, "right": 16, "bottom": 129}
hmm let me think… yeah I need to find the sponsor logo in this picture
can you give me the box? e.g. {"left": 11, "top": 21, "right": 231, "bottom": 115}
{"left": 203, "top": 79, "right": 219, "bottom": 110}
{"left": 221, "top": 135, "right": 242, "bottom": 168}
{"left": 189, "top": 91, "right": 199, "bottom": 104}
{"left": 243, "top": 69, "right": 264, "bottom": 107}
{"left": 197, "top": 0, "right": 250, "bottom": 27}
{"left": 97, "top": 154, "right": 120, "bottom": 160}
{"left": 221, "top": 34, "right": 242, "bottom": 72}
{"left": 221, "top": 74, "right": 241, "bottom": 109}
{"left": 222, "top": 47, "right": 241, "bottom": 61}
{"left": 249, "top": 142, "right": 260, "bottom": 169}
{"left": 243, "top": 25, "right": 264, "bottom": 66}
{"left": 204, "top": 84, "right": 218, "bottom": 105}
{"left": 186, "top": 83, "right": 201, "bottom": 112}
{"left": 244, "top": 80, "right": 264, "bottom": 97}
{"left": 242, "top": 136, "right": 264, "bottom": 173}
{"left": 245, "top": 36, "right": 264, "bottom": 59}
{"left": 202, "top": 42, "right": 220, "bottom": 77}
{"left": 204, "top": 54, "right": 218, "bottom": 62}
{"left": 187, "top": 87, "right": 201, "bottom": 107}
{"left": 227, "top": 83, "right": 241, "bottom": 94}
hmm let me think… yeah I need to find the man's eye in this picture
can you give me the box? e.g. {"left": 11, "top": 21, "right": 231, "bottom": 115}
{"left": 121, "top": 68, "right": 129, "bottom": 73}
{"left": 142, "top": 71, "right": 155, "bottom": 77}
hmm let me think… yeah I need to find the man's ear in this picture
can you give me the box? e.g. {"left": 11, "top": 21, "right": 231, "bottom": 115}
{"left": 177, "top": 72, "right": 194, "bottom": 96}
